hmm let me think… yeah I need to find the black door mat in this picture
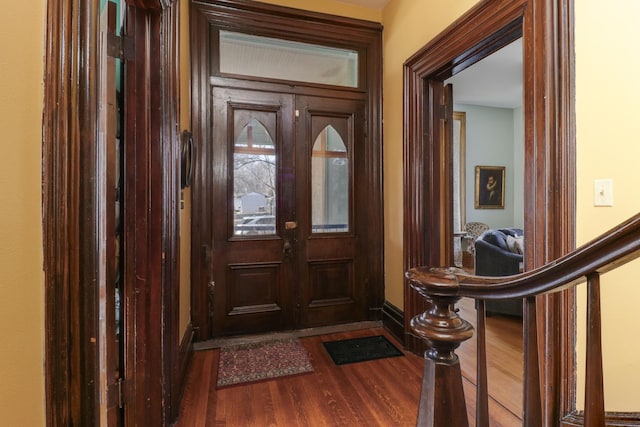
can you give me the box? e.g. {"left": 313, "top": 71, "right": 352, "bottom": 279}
{"left": 322, "top": 335, "right": 404, "bottom": 366}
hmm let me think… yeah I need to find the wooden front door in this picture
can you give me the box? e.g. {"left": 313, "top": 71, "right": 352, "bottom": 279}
{"left": 208, "top": 87, "right": 367, "bottom": 335}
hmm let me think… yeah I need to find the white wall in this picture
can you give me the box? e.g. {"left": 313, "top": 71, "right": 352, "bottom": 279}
{"left": 456, "top": 104, "right": 524, "bottom": 230}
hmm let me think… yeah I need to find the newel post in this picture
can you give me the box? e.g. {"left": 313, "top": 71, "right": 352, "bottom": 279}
{"left": 407, "top": 267, "right": 474, "bottom": 427}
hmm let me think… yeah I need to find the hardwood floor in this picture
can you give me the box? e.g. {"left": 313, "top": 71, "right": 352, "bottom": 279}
{"left": 176, "top": 302, "right": 523, "bottom": 426}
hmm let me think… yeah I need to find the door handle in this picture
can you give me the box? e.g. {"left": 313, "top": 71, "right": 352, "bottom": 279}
{"left": 283, "top": 239, "right": 294, "bottom": 261}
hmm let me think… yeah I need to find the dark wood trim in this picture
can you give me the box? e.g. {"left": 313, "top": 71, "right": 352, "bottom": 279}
{"left": 189, "top": 0, "right": 214, "bottom": 341}
{"left": 175, "top": 323, "right": 195, "bottom": 417}
{"left": 123, "top": 5, "right": 163, "bottom": 425}
{"left": 43, "top": 0, "right": 101, "bottom": 425}
{"left": 562, "top": 412, "right": 640, "bottom": 427}
{"left": 190, "top": 0, "right": 383, "bottom": 340}
{"left": 402, "top": 0, "right": 528, "bottom": 359}
{"left": 403, "top": 0, "right": 576, "bottom": 425}
{"left": 381, "top": 301, "right": 405, "bottom": 346}
{"left": 123, "top": 1, "right": 185, "bottom": 424}
{"left": 160, "top": 1, "right": 186, "bottom": 422}
{"left": 525, "top": 0, "right": 576, "bottom": 424}
{"left": 192, "top": 0, "right": 382, "bottom": 32}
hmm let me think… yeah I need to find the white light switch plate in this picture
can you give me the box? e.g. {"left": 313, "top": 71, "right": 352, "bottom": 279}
{"left": 594, "top": 179, "right": 613, "bottom": 206}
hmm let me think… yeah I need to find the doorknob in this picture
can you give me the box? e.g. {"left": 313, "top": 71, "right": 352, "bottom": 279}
{"left": 283, "top": 239, "right": 293, "bottom": 260}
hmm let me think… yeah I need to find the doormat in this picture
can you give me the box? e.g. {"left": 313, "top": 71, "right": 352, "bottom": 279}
{"left": 216, "top": 338, "right": 313, "bottom": 388}
{"left": 322, "top": 335, "right": 404, "bottom": 366}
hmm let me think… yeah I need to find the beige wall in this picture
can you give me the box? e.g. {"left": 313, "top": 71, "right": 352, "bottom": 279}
{"left": 10, "top": 0, "right": 637, "bottom": 421}
{"left": 574, "top": 0, "right": 640, "bottom": 411}
{"left": 381, "top": 0, "right": 479, "bottom": 307}
{"left": 262, "top": 0, "right": 640, "bottom": 411}
{"left": 0, "top": 1, "right": 46, "bottom": 425}
{"left": 382, "top": 0, "right": 640, "bottom": 411}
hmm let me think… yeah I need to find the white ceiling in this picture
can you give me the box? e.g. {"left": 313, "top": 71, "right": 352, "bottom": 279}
{"left": 446, "top": 38, "right": 523, "bottom": 109}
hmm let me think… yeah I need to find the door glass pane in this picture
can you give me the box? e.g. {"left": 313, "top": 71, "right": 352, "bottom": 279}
{"left": 219, "top": 30, "right": 359, "bottom": 88}
{"left": 233, "top": 119, "right": 276, "bottom": 236}
{"left": 312, "top": 125, "right": 349, "bottom": 233}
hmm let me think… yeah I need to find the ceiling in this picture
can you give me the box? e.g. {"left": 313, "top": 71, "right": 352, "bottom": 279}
{"left": 446, "top": 38, "right": 523, "bottom": 109}
{"left": 331, "top": 1, "right": 523, "bottom": 108}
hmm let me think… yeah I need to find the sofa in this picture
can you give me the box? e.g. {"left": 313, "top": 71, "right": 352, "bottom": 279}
{"left": 474, "top": 228, "right": 524, "bottom": 317}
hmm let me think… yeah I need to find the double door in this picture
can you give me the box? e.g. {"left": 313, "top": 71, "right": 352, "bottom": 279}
{"left": 208, "top": 87, "right": 367, "bottom": 335}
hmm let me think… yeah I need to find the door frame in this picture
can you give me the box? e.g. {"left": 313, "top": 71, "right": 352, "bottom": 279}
{"left": 402, "top": 0, "right": 576, "bottom": 425}
{"left": 42, "top": 0, "right": 186, "bottom": 425}
{"left": 190, "top": 0, "right": 383, "bottom": 340}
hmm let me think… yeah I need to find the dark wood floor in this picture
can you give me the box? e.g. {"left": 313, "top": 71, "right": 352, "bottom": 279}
{"left": 176, "top": 300, "right": 523, "bottom": 426}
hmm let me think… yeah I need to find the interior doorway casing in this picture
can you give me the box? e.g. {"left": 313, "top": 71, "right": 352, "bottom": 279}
{"left": 190, "top": 0, "right": 383, "bottom": 340}
{"left": 402, "top": 0, "right": 576, "bottom": 425}
{"left": 43, "top": 0, "right": 187, "bottom": 425}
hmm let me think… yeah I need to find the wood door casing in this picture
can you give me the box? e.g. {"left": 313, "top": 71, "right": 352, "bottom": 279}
{"left": 190, "top": 0, "right": 383, "bottom": 341}
{"left": 403, "top": 0, "right": 576, "bottom": 424}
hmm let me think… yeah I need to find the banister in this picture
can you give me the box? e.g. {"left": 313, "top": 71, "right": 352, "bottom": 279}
{"left": 406, "top": 211, "right": 640, "bottom": 426}
{"left": 407, "top": 212, "right": 640, "bottom": 301}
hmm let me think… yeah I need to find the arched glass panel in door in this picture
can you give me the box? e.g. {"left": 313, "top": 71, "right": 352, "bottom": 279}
{"left": 311, "top": 125, "right": 349, "bottom": 233}
{"left": 233, "top": 118, "right": 276, "bottom": 236}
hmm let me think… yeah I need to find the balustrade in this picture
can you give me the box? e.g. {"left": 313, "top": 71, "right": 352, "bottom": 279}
{"left": 406, "top": 213, "right": 640, "bottom": 426}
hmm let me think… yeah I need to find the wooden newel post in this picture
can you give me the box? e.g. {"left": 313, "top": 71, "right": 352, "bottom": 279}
{"left": 407, "top": 267, "right": 474, "bottom": 427}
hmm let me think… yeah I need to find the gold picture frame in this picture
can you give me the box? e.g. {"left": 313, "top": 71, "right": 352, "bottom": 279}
{"left": 475, "top": 165, "right": 505, "bottom": 209}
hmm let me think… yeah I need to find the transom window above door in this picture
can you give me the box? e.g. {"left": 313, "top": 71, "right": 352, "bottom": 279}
{"left": 218, "top": 30, "right": 360, "bottom": 88}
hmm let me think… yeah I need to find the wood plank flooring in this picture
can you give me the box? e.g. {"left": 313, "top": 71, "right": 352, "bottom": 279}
{"left": 176, "top": 302, "right": 523, "bottom": 426}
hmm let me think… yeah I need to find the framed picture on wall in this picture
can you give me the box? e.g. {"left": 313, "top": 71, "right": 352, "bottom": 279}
{"left": 475, "top": 165, "right": 505, "bottom": 209}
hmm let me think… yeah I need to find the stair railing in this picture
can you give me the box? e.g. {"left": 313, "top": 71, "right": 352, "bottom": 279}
{"left": 406, "top": 212, "right": 640, "bottom": 426}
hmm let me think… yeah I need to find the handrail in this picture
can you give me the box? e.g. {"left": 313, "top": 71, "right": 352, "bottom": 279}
{"left": 407, "top": 212, "right": 640, "bottom": 300}
{"left": 405, "top": 212, "right": 640, "bottom": 426}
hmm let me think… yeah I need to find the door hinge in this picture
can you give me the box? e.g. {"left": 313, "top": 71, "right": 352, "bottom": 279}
{"left": 107, "top": 33, "right": 134, "bottom": 61}
{"left": 107, "top": 378, "right": 132, "bottom": 409}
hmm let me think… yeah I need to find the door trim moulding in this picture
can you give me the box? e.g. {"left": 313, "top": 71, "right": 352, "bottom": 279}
{"left": 190, "top": 0, "right": 383, "bottom": 340}
{"left": 402, "top": 0, "right": 577, "bottom": 425}
{"left": 43, "top": 0, "right": 185, "bottom": 425}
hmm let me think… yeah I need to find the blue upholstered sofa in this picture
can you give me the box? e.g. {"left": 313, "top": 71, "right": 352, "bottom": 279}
{"left": 474, "top": 228, "right": 524, "bottom": 317}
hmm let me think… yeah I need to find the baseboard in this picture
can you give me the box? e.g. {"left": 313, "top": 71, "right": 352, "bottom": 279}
{"left": 381, "top": 301, "right": 405, "bottom": 346}
{"left": 179, "top": 323, "right": 194, "bottom": 377}
{"left": 195, "top": 320, "right": 382, "bottom": 351}
{"left": 173, "top": 323, "right": 194, "bottom": 416}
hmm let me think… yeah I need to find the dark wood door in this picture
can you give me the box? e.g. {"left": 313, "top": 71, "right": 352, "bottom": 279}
{"left": 209, "top": 88, "right": 367, "bottom": 335}
{"left": 295, "top": 95, "right": 367, "bottom": 328}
